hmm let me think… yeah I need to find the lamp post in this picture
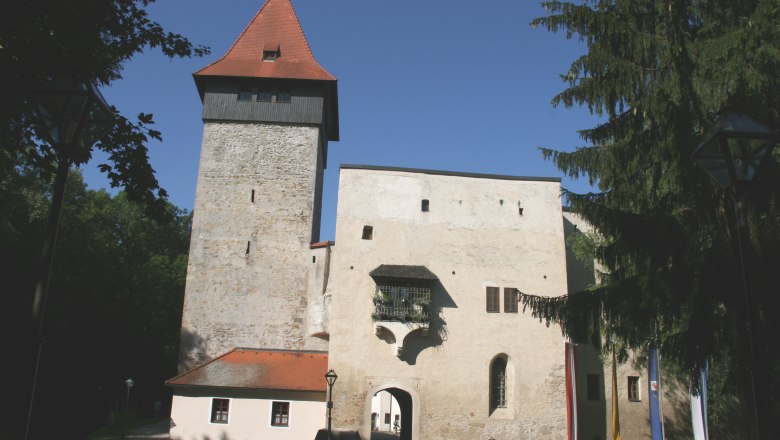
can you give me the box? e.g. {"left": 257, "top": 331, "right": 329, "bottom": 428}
{"left": 325, "top": 369, "right": 338, "bottom": 440}
{"left": 121, "top": 378, "right": 134, "bottom": 439}
{"left": 24, "top": 78, "right": 114, "bottom": 440}
{"left": 691, "top": 110, "right": 778, "bottom": 440}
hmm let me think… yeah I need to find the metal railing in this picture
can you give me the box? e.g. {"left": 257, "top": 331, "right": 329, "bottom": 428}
{"left": 372, "top": 285, "right": 431, "bottom": 323}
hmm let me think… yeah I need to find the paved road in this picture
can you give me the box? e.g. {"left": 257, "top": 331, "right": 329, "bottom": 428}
{"left": 126, "top": 420, "right": 169, "bottom": 439}
{"left": 371, "top": 432, "right": 399, "bottom": 440}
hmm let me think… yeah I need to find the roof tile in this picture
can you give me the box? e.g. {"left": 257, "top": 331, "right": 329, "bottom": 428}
{"left": 195, "top": 0, "right": 335, "bottom": 81}
{"left": 167, "top": 348, "right": 329, "bottom": 391}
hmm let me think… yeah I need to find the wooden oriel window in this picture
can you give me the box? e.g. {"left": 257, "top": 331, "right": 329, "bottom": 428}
{"left": 486, "top": 286, "right": 500, "bottom": 312}
{"left": 210, "top": 398, "right": 229, "bottom": 423}
{"left": 504, "top": 287, "right": 518, "bottom": 313}
{"left": 271, "top": 401, "right": 289, "bottom": 426}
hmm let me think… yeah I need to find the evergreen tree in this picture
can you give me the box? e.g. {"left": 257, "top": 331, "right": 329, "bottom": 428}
{"left": 520, "top": 1, "right": 780, "bottom": 435}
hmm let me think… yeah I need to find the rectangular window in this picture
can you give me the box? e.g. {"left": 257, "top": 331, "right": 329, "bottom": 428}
{"left": 504, "top": 287, "right": 518, "bottom": 313}
{"left": 421, "top": 199, "right": 429, "bottom": 212}
{"left": 384, "top": 413, "right": 391, "bottom": 424}
{"left": 486, "top": 286, "right": 499, "bottom": 312}
{"left": 271, "top": 401, "right": 289, "bottom": 427}
{"left": 210, "top": 398, "right": 229, "bottom": 423}
{"left": 237, "top": 87, "right": 253, "bottom": 102}
{"left": 362, "top": 225, "right": 373, "bottom": 240}
{"left": 587, "top": 374, "right": 600, "bottom": 401}
{"left": 257, "top": 88, "right": 272, "bottom": 102}
{"left": 628, "top": 376, "right": 640, "bottom": 401}
{"left": 276, "top": 88, "right": 291, "bottom": 103}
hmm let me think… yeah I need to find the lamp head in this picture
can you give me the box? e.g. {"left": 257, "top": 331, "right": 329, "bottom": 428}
{"left": 325, "top": 369, "right": 338, "bottom": 387}
{"left": 692, "top": 110, "right": 778, "bottom": 192}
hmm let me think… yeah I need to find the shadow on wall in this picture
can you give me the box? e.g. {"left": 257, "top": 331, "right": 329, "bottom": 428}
{"left": 177, "top": 328, "right": 211, "bottom": 373}
{"left": 563, "top": 215, "right": 597, "bottom": 294}
{"left": 398, "top": 280, "right": 455, "bottom": 365}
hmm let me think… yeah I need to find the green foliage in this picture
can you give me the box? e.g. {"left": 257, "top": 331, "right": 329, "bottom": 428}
{"left": 0, "top": 0, "right": 209, "bottom": 218}
{"left": 521, "top": 0, "right": 780, "bottom": 431}
{"left": 1, "top": 167, "right": 190, "bottom": 439}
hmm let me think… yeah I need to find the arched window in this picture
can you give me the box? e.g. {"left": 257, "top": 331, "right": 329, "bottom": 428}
{"left": 491, "top": 357, "right": 507, "bottom": 409}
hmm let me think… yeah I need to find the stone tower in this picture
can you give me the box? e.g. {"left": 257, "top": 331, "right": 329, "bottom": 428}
{"left": 178, "top": 0, "right": 338, "bottom": 371}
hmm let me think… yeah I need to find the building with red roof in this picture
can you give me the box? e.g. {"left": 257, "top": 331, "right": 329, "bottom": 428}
{"left": 172, "top": 0, "right": 673, "bottom": 439}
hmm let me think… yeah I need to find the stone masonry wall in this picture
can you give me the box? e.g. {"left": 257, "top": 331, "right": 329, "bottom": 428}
{"left": 178, "top": 121, "right": 328, "bottom": 371}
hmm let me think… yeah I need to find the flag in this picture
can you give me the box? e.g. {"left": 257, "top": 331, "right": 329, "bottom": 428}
{"left": 648, "top": 345, "right": 664, "bottom": 439}
{"left": 611, "top": 349, "right": 621, "bottom": 440}
{"left": 690, "top": 360, "right": 709, "bottom": 440}
{"left": 565, "top": 342, "right": 578, "bottom": 440}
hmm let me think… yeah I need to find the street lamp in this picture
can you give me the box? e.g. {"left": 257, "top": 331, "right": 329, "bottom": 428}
{"left": 691, "top": 110, "right": 778, "bottom": 194}
{"left": 691, "top": 110, "right": 778, "bottom": 440}
{"left": 24, "top": 78, "right": 114, "bottom": 440}
{"left": 120, "top": 378, "right": 134, "bottom": 440}
{"left": 325, "top": 369, "right": 338, "bottom": 440}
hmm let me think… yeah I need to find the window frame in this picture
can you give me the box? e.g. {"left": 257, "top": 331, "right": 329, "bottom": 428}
{"left": 276, "top": 88, "right": 291, "bottom": 103}
{"left": 503, "top": 287, "right": 518, "bottom": 313}
{"left": 270, "top": 401, "right": 290, "bottom": 427}
{"left": 209, "top": 398, "right": 230, "bottom": 424}
{"left": 256, "top": 88, "right": 272, "bottom": 102}
{"left": 237, "top": 86, "right": 253, "bottom": 102}
{"left": 490, "top": 356, "right": 508, "bottom": 410}
{"left": 627, "top": 376, "right": 641, "bottom": 401}
{"left": 486, "top": 286, "right": 500, "bottom": 313}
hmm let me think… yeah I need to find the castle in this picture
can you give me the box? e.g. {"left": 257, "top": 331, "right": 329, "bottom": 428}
{"left": 167, "top": 1, "right": 659, "bottom": 439}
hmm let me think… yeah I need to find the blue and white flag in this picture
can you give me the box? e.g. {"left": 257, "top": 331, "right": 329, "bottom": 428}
{"left": 690, "top": 360, "right": 709, "bottom": 440}
{"left": 648, "top": 346, "right": 664, "bottom": 439}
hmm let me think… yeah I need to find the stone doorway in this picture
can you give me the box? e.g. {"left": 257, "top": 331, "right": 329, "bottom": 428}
{"left": 370, "top": 388, "right": 413, "bottom": 440}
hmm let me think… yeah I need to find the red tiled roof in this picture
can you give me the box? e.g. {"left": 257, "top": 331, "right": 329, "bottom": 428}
{"left": 310, "top": 241, "right": 334, "bottom": 249}
{"left": 166, "top": 348, "right": 328, "bottom": 392}
{"left": 195, "top": 0, "right": 335, "bottom": 81}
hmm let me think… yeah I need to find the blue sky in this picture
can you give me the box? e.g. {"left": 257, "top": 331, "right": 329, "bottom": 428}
{"left": 85, "top": 0, "right": 601, "bottom": 239}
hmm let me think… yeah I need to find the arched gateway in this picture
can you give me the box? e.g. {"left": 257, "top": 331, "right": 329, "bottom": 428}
{"left": 366, "top": 385, "right": 418, "bottom": 440}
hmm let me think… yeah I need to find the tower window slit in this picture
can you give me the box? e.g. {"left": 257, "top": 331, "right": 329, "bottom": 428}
{"left": 251, "top": 189, "right": 255, "bottom": 203}
{"left": 245, "top": 241, "right": 251, "bottom": 255}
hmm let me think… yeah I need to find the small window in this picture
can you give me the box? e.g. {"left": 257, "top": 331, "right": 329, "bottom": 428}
{"left": 362, "top": 225, "right": 373, "bottom": 240}
{"left": 257, "top": 88, "right": 272, "bottom": 102}
{"left": 504, "top": 288, "right": 518, "bottom": 313}
{"left": 384, "top": 413, "right": 391, "bottom": 424}
{"left": 490, "top": 357, "right": 507, "bottom": 409}
{"left": 237, "top": 87, "right": 253, "bottom": 102}
{"left": 587, "top": 374, "right": 600, "bottom": 401}
{"left": 210, "top": 398, "right": 229, "bottom": 423}
{"left": 421, "top": 199, "right": 429, "bottom": 212}
{"left": 271, "top": 401, "right": 289, "bottom": 427}
{"left": 486, "top": 287, "right": 499, "bottom": 312}
{"left": 628, "top": 376, "right": 640, "bottom": 401}
{"left": 276, "top": 88, "right": 291, "bottom": 103}
{"left": 263, "top": 50, "right": 279, "bottom": 61}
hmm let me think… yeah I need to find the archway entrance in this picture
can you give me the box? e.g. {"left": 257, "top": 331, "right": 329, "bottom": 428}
{"left": 370, "top": 388, "right": 413, "bottom": 440}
